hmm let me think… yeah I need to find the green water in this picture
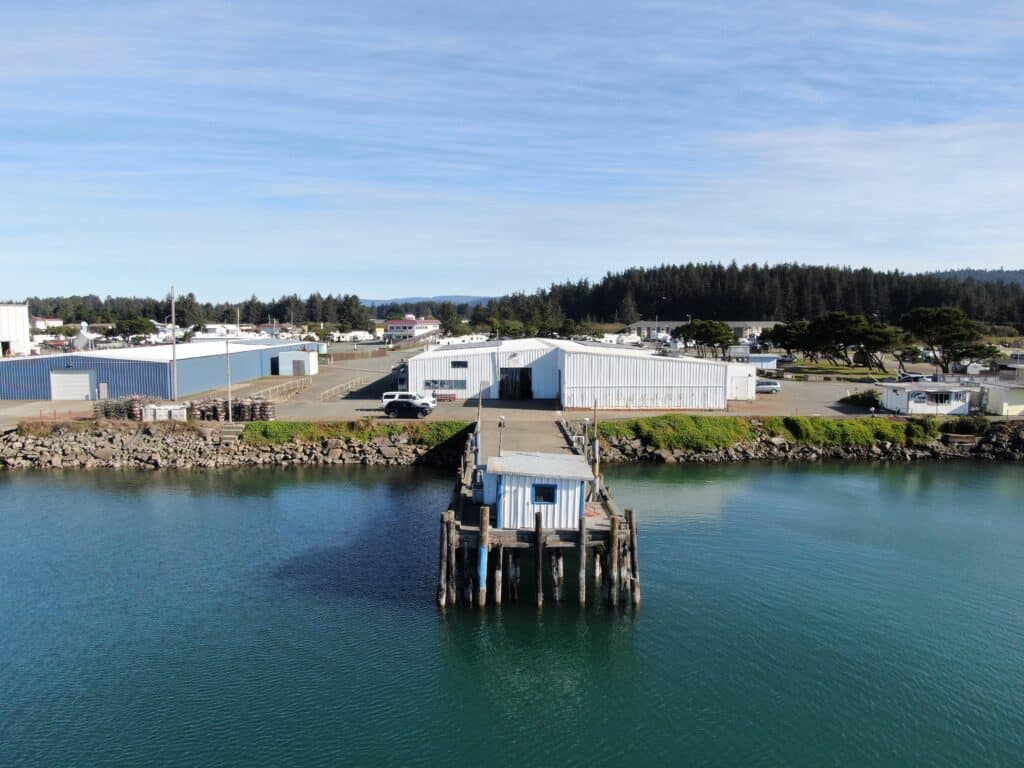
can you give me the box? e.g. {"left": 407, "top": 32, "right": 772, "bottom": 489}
{"left": 2, "top": 463, "right": 1022, "bottom": 767}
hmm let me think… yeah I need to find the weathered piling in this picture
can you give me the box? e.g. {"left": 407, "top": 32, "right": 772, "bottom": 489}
{"left": 437, "top": 511, "right": 449, "bottom": 608}
{"left": 535, "top": 511, "right": 544, "bottom": 608}
{"left": 446, "top": 518, "right": 457, "bottom": 606}
{"left": 510, "top": 550, "right": 520, "bottom": 602}
{"left": 462, "top": 540, "right": 473, "bottom": 606}
{"left": 626, "top": 508, "right": 642, "bottom": 606}
{"left": 494, "top": 543, "right": 504, "bottom": 606}
{"left": 550, "top": 551, "right": 563, "bottom": 603}
{"left": 578, "top": 515, "right": 587, "bottom": 605}
{"left": 609, "top": 516, "right": 620, "bottom": 607}
{"left": 478, "top": 506, "right": 490, "bottom": 607}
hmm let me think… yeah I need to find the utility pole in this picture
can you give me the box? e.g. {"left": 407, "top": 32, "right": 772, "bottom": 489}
{"left": 170, "top": 284, "right": 178, "bottom": 401}
{"left": 226, "top": 338, "right": 233, "bottom": 423}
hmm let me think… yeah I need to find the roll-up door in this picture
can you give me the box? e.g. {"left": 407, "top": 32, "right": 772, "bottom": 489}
{"left": 50, "top": 370, "right": 97, "bottom": 400}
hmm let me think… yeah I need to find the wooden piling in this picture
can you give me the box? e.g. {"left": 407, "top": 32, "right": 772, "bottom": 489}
{"left": 620, "top": 543, "right": 632, "bottom": 603}
{"left": 494, "top": 543, "right": 504, "bottom": 606}
{"left": 446, "top": 518, "right": 457, "bottom": 606}
{"left": 626, "top": 508, "right": 642, "bottom": 606}
{"left": 510, "top": 550, "right": 520, "bottom": 602}
{"left": 609, "top": 516, "right": 620, "bottom": 607}
{"left": 462, "top": 540, "right": 473, "bottom": 606}
{"left": 550, "top": 551, "right": 563, "bottom": 603}
{"left": 478, "top": 505, "right": 490, "bottom": 607}
{"left": 437, "top": 511, "right": 449, "bottom": 608}
{"left": 535, "top": 511, "right": 544, "bottom": 608}
{"left": 578, "top": 515, "right": 587, "bottom": 605}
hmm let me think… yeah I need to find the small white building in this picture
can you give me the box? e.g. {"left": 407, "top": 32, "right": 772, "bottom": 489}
{"left": 31, "top": 316, "right": 64, "bottom": 331}
{"left": 484, "top": 451, "right": 592, "bottom": 529}
{"left": 277, "top": 350, "right": 319, "bottom": 376}
{"left": 882, "top": 382, "right": 972, "bottom": 416}
{"left": 407, "top": 338, "right": 756, "bottom": 409}
{"left": 1, "top": 304, "right": 31, "bottom": 357}
{"left": 982, "top": 382, "right": 1024, "bottom": 417}
{"left": 385, "top": 315, "right": 441, "bottom": 340}
{"left": 330, "top": 330, "right": 373, "bottom": 343}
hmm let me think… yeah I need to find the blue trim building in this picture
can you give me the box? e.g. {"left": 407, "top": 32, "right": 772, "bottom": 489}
{"left": 0, "top": 341, "right": 315, "bottom": 400}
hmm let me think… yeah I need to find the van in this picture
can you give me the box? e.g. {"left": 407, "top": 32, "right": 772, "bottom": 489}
{"left": 381, "top": 391, "right": 437, "bottom": 408}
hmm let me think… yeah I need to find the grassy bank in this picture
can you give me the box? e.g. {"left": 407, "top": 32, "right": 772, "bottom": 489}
{"left": 598, "top": 413, "right": 945, "bottom": 451}
{"left": 241, "top": 418, "right": 472, "bottom": 448}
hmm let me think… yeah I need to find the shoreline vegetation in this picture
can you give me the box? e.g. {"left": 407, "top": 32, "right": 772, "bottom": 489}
{"left": 0, "top": 414, "right": 1021, "bottom": 471}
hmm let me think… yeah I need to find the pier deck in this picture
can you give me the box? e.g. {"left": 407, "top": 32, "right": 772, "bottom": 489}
{"left": 437, "top": 407, "right": 641, "bottom": 609}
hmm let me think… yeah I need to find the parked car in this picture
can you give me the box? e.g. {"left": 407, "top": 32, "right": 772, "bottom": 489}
{"left": 384, "top": 399, "right": 433, "bottom": 419}
{"left": 756, "top": 379, "right": 782, "bottom": 394}
{"left": 380, "top": 391, "right": 437, "bottom": 408}
{"left": 776, "top": 353, "right": 795, "bottom": 363}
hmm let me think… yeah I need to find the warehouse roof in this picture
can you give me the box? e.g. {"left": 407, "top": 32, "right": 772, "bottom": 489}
{"left": 69, "top": 340, "right": 302, "bottom": 362}
{"left": 486, "top": 451, "right": 594, "bottom": 481}
{"left": 414, "top": 337, "right": 731, "bottom": 365}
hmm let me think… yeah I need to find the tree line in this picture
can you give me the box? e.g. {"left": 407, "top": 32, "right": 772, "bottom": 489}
{"left": 763, "top": 307, "right": 1000, "bottom": 373}
{"left": 22, "top": 293, "right": 373, "bottom": 332}
{"left": 16, "top": 262, "right": 1024, "bottom": 336}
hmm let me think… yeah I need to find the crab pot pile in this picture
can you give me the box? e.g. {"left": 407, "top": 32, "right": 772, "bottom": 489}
{"left": 93, "top": 396, "right": 160, "bottom": 421}
{"left": 187, "top": 397, "right": 275, "bottom": 422}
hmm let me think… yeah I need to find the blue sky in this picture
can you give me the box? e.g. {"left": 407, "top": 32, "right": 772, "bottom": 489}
{"left": 2, "top": 0, "right": 1023, "bottom": 301}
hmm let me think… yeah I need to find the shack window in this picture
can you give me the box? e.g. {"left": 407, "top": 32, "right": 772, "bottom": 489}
{"left": 532, "top": 483, "right": 557, "bottom": 504}
{"left": 451, "top": 360, "right": 469, "bottom": 369}
{"left": 930, "top": 392, "right": 951, "bottom": 404}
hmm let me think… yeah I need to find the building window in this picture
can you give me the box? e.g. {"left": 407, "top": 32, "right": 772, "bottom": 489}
{"left": 423, "top": 379, "right": 467, "bottom": 390}
{"left": 532, "top": 483, "right": 557, "bottom": 504}
{"left": 451, "top": 360, "right": 469, "bottom": 369}
{"left": 930, "top": 392, "right": 951, "bottom": 405}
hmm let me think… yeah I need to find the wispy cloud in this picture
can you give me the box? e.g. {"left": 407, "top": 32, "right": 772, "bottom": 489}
{"left": 1, "top": 1, "right": 1023, "bottom": 297}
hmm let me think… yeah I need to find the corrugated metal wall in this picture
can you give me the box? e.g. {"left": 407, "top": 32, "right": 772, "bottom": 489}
{"left": 497, "top": 474, "right": 583, "bottom": 530}
{"left": 407, "top": 347, "right": 498, "bottom": 399}
{"left": 0, "top": 342, "right": 312, "bottom": 400}
{"left": 497, "top": 347, "right": 559, "bottom": 398}
{"left": 176, "top": 343, "right": 309, "bottom": 397}
{"left": 560, "top": 351, "right": 729, "bottom": 410}
{"left": 407, "top": 344, "right": 560, "bottom": 399}
{"left": 727, "top": 363, "right": 757, "bottom": 401}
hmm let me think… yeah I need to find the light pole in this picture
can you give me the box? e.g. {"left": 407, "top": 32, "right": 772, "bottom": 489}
{"left": 225, "top": 338, "right": 233, "bottom": 423}
{"left": 169, "top": 284, "right": 177, "bottom": 401}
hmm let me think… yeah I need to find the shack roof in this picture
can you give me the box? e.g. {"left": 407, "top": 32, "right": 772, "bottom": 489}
{"left": 486, "top": 451, "right": 594, "bottom": 481}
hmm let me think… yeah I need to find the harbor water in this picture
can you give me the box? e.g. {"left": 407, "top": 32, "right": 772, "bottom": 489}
{"left": 2, "top": 462, "right": 1022, "bottom": 766}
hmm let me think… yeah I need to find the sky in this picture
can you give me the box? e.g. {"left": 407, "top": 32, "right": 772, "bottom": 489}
{"left": 2, "top": 0, "right": 1023, "bottom": 301}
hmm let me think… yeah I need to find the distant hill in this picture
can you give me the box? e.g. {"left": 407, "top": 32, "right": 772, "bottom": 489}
{"left": 362, "top": 295, "right": 491, "bottom": 307}
{"left": 932, "top": 269, "right": 1024, "bottom": 287}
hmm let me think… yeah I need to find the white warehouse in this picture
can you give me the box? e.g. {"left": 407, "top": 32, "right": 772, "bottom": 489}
{"left": 406, "top": 338, "right": 756, "bottom": 410}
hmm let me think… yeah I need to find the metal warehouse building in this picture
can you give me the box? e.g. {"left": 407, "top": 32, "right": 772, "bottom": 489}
{"left": 0, "top": 340, "right": 315, "bottom": 401}
{"left": 406, "top": 338, "right": 756, "bottom": 410}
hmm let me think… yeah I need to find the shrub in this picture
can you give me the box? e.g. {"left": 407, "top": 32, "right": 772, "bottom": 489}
{"left": 839, "top": 389, "right": 882, "bottom": 409}
{"left": 241, "top": 419, "right": 471, "bottom": 447}
{"left": 781, "top": 416, "right": 906, "bottom": 446}
{"left": 904, "top": 418, "right": 939, "bottom": 444}
{"left": 599, "top": 415, "right": 753, "bottom": 451}
{"left": 938, "top": 415, "right": 990, "bottom": 436}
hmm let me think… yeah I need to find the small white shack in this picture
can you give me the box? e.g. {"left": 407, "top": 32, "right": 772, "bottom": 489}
{"left": 882, "top": 382, "right": 971, "bottom": 416}
{"left": 982, "top": 382, "right": 1024, "bottom": 417}
{"left": 483, "top": 451, "right": 592, "bottom": 530}
{"left": 277, "top": 350, "right": 319, "bottom": 376}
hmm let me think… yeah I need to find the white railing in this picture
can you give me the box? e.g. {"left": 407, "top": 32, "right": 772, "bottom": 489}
{"left": 320, "top": 376, "right": 370, "bottom": 401}
{"left": 248, "top": 377, "right": 311, "bottom": 400}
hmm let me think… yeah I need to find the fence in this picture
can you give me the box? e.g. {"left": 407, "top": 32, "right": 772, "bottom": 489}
{"left": 248, "top": 377, "right": 311, "bottom": 401}
{"left": 320, "top": 376, "right": 370, "bottom": 401}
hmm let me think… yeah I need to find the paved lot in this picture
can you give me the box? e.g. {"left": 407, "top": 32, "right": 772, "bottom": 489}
{"left": 0, "top": 355, "right": 871, "bottom": 429}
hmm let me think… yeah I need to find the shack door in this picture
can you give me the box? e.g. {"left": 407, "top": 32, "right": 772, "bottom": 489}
{"left": 292, "top": 359, "right": 306, "bottom": 376}
{"left": 499, "top": 367, "right": 533, "bottom": 399}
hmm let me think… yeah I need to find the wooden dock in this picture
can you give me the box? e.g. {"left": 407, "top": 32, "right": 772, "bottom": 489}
{"left": 436, "top": 408, "right": 641, "bottom": 609}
